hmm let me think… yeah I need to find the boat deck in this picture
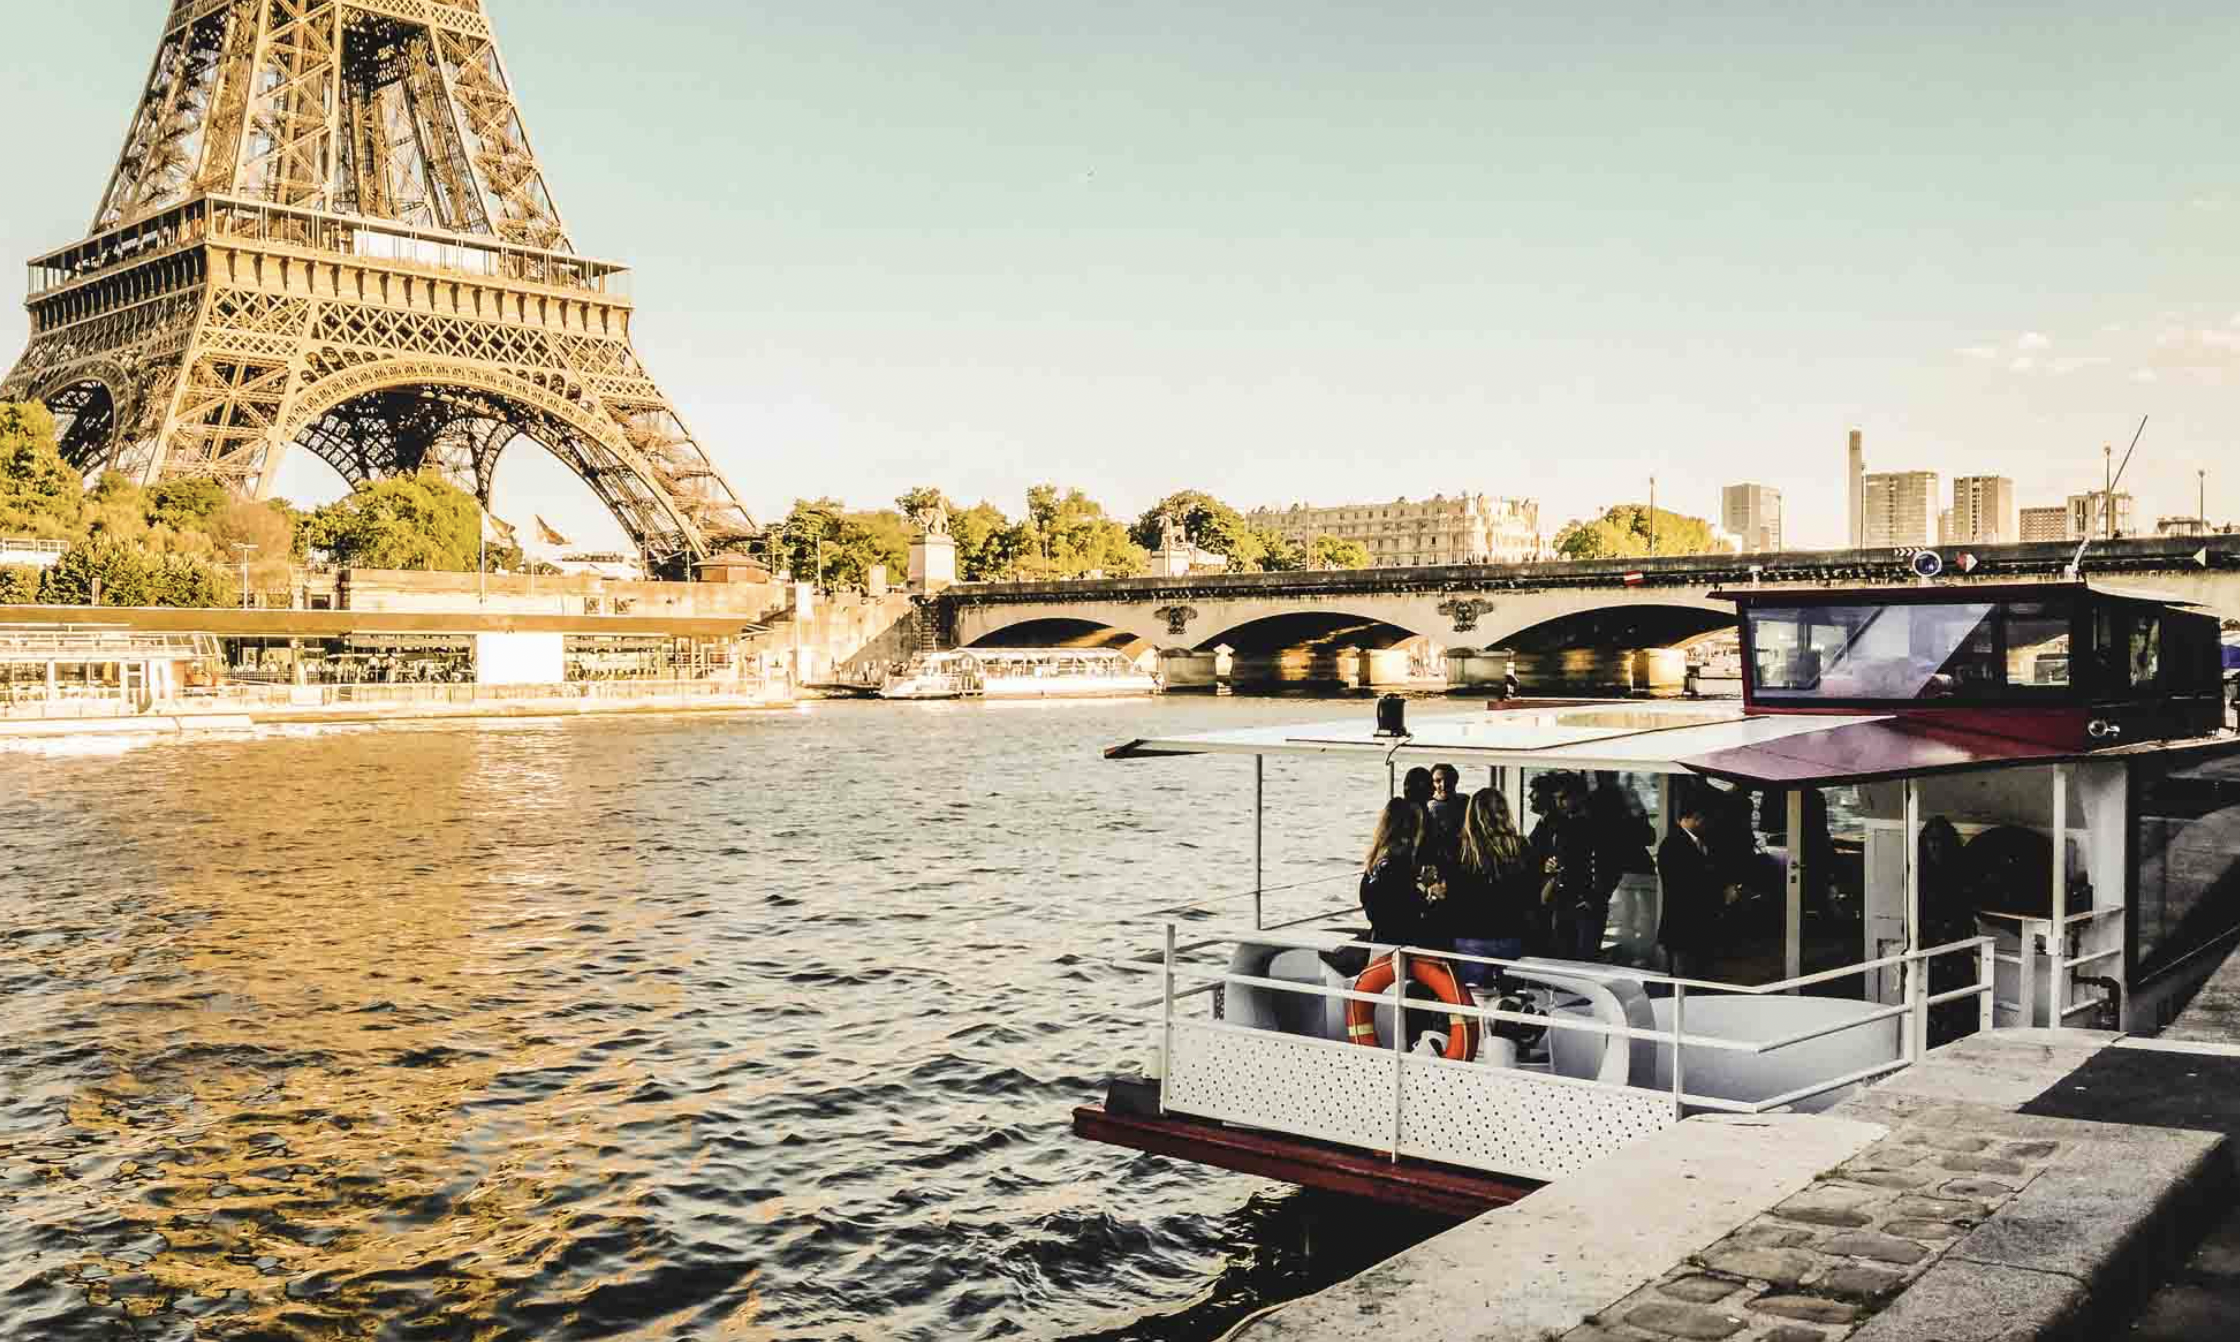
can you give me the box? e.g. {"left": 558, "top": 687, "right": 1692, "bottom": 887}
{"left": 1074, "top": 1099, "right": 1539, "bottom": 1218}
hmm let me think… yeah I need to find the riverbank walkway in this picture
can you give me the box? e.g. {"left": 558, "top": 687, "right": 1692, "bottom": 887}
{"left": 0, "top": 678, "right": 794, "bottom": 738}
{"left": 1227, "top": 956, "right": 2240, "bottom": 1342}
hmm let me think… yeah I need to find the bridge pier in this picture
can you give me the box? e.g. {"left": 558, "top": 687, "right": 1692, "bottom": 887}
{"left": 1446, "top": 648, "right": 1513, "bottom": 692}
{"left": 1158, "top": 648, "right": 1225, "bottom": 692}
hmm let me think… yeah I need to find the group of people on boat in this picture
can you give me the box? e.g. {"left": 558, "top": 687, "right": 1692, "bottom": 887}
{"left": 1357, "top": 766, "right": 1822, "bottom": 983}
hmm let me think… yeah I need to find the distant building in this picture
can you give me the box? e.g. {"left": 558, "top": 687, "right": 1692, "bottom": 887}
{"left": 1846, "top": 429, "right": 1866, "bottom": 547}
{"left": 2156, "top": 515, "right": 2210, "bottom": 538}
{"left": 1721, "top": 483, "right": 1784, "bottom": 552}
{"left": 1948, "top": 476, "right": 2018, "bottom": 546}
{"left": 2020, "top": 506, "right": 2072, "bottom": 544}
{"left": 2067, "top": 490, "right": 2138, "bottom": 541}
{"left": 1245, "top": 494, "right": 1545, "bottom": 567}
{"left": 1860, "top": 471, "right": 1939, "bottom": 549}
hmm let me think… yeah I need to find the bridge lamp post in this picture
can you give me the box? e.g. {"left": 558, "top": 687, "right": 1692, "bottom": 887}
{"left": 232, "top": 543, "right": 257, "bottom": 611}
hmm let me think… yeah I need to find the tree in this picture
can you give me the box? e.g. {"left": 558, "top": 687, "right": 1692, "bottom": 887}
{"left": 895, "top": 486, "right": 951, "bottom": 525}
{"left": 771, "top": 498, "right": 910, "bottom": 591}
{"left": 952, "top": 500, "right": 1024, "bottom": 581}
{"left": 149, "top": 552, "right": 226, "bottom": 608}
{"left": 1132, "top": 490, "right": 1263, "bottom": 569}
{"left": 40, "top": 537, "right": 156, "bottom": 607}
{"left": 1308, "top": 534, "right": 1372, "bottom": 570}
{"left": 145, "top": 477, "right": 230, "bottom": 531}
{"left": 0, "top": 565, "right": 40, "bottom": 605}
{"left": 208, "top": 496, "right": 302, "bottom": 595}
{"left": 1554, "top": 504, "right": 1722, "bottom": 560}
{"left": 1015, "top": 485, "right": 1146, "bottom": 580}
{"left": 1253, "top": 527, "right": 1305, "bottom": 572}
{"left": 0, "top": 402, "right": 83, "bottom": 540}
{"left": 304, "top": 471, "right": 482, "bottom": 571}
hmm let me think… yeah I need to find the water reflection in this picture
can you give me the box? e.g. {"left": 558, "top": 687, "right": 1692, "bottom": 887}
{"left": 0, "top": 703, "right": 1431, "bottom": 1340}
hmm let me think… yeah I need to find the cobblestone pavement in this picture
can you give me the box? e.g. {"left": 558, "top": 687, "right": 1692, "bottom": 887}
{"left": 1561, "top": 1125, "right": 2067, "bottom": 1342}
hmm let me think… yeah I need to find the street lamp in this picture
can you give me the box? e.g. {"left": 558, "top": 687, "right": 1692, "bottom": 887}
{"left": 232, "top": 542, "right": 257, "bottom": 611}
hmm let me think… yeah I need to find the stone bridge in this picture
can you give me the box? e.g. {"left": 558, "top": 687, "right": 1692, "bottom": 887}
{"left": 937, "top": 536, "right": 2240, "bottom": 689}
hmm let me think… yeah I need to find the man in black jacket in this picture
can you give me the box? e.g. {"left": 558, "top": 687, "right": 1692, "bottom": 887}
{"left": 1657, "top": 791, "right": 1729, "bottom": 979}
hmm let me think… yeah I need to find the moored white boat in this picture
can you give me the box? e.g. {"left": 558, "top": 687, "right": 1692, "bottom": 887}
{"left": 880, "top": 648, "right": 1159, "bottom": 700}
{"left": 1077, "top": 579, "right": 2240, "bottom": 1211}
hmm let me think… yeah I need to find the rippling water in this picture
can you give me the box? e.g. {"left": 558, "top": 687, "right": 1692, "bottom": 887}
{"left": 0, "top": 700, "right": 1455, "bottom": 1341}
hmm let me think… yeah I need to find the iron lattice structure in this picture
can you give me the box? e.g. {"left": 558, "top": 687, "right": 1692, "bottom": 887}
{"left": 1, "top": 0, "right": 758, "bottom": 571}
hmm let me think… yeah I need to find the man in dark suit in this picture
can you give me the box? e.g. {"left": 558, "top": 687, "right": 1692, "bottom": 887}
{"left": 1658, "top": 791, "right": 1729, "bottom": 979}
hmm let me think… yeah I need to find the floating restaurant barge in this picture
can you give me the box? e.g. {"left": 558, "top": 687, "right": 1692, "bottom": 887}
{"left": 880, "top": 648, "right": 1159, "bottom": 700}
{"left": 1077, "top": 580, "right": 2240, "bottom": 1212}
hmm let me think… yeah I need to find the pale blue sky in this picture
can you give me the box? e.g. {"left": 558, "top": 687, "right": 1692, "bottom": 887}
{"left": 4, "top": 1, "right": 2237, "bottom": 549}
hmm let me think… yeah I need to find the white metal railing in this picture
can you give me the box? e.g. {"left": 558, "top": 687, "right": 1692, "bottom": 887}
{"left": 1981, "top": 907, "right": 2128, "bottom": 1027}
{"left": 1134, "top": 921, "right": 1994, "bottom": 1167}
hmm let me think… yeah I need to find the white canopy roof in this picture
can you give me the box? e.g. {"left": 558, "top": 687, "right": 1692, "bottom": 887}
{"left": 1108, "top": 701, "right": 1891, "bottom": 776}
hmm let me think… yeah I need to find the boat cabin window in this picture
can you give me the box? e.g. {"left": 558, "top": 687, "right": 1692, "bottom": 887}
{"left": 2134, "top": 753, "right": 2240, "bottom": 980}
{"left": 1748, "top": 598, "right": 2073, "bottom": 705}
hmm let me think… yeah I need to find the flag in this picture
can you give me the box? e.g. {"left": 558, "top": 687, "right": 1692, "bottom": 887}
{"left": 480, "top": 508, "right": 516, "bottom": 547}
{"left": 1622, "top": 571, "right": 1645, "bottom": 587}
{"left": 534, "top": 515, "right": 573, "bottom": 548}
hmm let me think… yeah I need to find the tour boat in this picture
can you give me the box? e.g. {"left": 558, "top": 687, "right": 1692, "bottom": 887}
{"left": 1076, "top": 579, "right": 2240, "bottom": 1213}
{"left": 879, "top": 647, "right": 1160, "bottom": 700}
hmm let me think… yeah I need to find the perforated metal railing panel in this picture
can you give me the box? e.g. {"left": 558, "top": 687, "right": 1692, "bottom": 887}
{"left": 1165, "top": 1020, "right": 1678, "bottom": 1182}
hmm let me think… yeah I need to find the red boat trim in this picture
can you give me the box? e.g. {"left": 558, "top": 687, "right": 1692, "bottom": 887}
{"left": 1072, "top": 1104, "right": 1540, "bottom": 1218}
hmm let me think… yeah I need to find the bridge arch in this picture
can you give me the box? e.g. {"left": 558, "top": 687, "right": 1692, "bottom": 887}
{"left": 29, "top": 364, "right": 133, "bottom": 475}
{"left": 1478, "top": 601, "right": 1735, "bottom": 654}
{"left": 966, "top": 616, "right": 1157, "bottom": 661}
{"left": 277, "top": 359, "right": 699, "bottom": 567}
{"left": 1196, "top": 609, "right": 1432, "bottom": 655}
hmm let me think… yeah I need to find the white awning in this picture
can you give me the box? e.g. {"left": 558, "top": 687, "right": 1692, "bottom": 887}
{"left": 1106, "top": 701, "right": 1890, "bottom": 776}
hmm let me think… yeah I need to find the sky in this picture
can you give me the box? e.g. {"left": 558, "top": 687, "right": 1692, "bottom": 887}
{"left": 4, "top": 1, "right": 2238, "bottom": 551}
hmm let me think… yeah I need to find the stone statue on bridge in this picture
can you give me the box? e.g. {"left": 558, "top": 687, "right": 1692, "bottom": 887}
{"left": 1158, "top": 512, "right": 1184, "bottom": 554}
{"left": 916, "top": 500, "right": 952, "bottom": 539}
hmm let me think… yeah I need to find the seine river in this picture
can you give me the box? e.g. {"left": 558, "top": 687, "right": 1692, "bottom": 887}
{"left": 0, "top": 699, "right": 1456, "bottom": 1341}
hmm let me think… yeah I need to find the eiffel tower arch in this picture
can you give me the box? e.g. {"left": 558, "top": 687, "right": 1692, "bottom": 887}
{"left": 2, "top": 0, "right": 758, "bottom": 573}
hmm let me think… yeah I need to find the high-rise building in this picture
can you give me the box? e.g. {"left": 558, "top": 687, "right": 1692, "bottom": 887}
{"left": 1721, "top": 483, "right": 1784, "bottom": 552}
{"left": 1847, "top": 429, "right": 1866, "bottom": 548}
{"left": 2067, "top": 491, "right": 2138, "bottom": 541}
{"left": 1244, "top": 494, "right": 1545, "bottom": 567}
{"left": 1948, "top": 476, "right": 2019, "bottom": 546}
{"left": 2020, "top": 507, "right": 2072, "bottom": 544}
{"left": 1860, "top": 471, "right": 1939, "bottom": 549}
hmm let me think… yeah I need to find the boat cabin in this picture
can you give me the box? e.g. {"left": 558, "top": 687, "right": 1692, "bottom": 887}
{"left": 1077, "top": 582, "right": 2240, "bottom": 1211}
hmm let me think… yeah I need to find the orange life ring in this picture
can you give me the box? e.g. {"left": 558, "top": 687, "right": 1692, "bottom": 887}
{"left": 1345, "top": 953, "right": 1479, "bottom": 1062}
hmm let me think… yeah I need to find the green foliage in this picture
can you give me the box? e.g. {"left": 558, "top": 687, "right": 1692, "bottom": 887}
{"left": 1131, "top": 490, "right": 1261, "bottom": 568}
{"left": 895, "top": 486, "right": 950, "bottom": 522}
{"left": 145, "top": 477, "right": 230, "bottom": 531}
{"left": 1308, "top": 534, "right": 1373, "bottom": 569}
{"left": 0, "top": 402, "right": 83, "bottom": 540}
{"left": 1553, "top": 504, "right": 1723, "bottom": 560}
{"left": 0, "top": 565, "right": 40, "bottom": 605}
{"left": 1252, "top": 527, "right": 1305, "bottom": 572}
{"left": 303, "top": 471, "right": 482, "bottom": 571}
{"left": 150, "top": 552, "right": 226, "bottom": 608}
{"left": 1013, "top": 485, "right": 1145, "bottom": 580}
{"left": 952, "top": 501, "right": 1024, "bottom": 581}
{"left": 40, "top": 537, "right": 155, "bottom": 607}
{"left": 772, "top": 498, "right": 911, "bottom": 591}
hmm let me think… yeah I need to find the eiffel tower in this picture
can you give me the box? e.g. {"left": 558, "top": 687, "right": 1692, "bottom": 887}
{"left": 2, "top": 0, "right": 758, "bottom": 572}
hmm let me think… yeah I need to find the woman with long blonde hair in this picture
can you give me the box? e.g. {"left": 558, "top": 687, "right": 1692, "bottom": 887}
{"left": 1359, "top": 797, "right": 1436, "bottom": 948}
{"left": 1450, "top": 788, "right": 1533, "bottom": 987}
